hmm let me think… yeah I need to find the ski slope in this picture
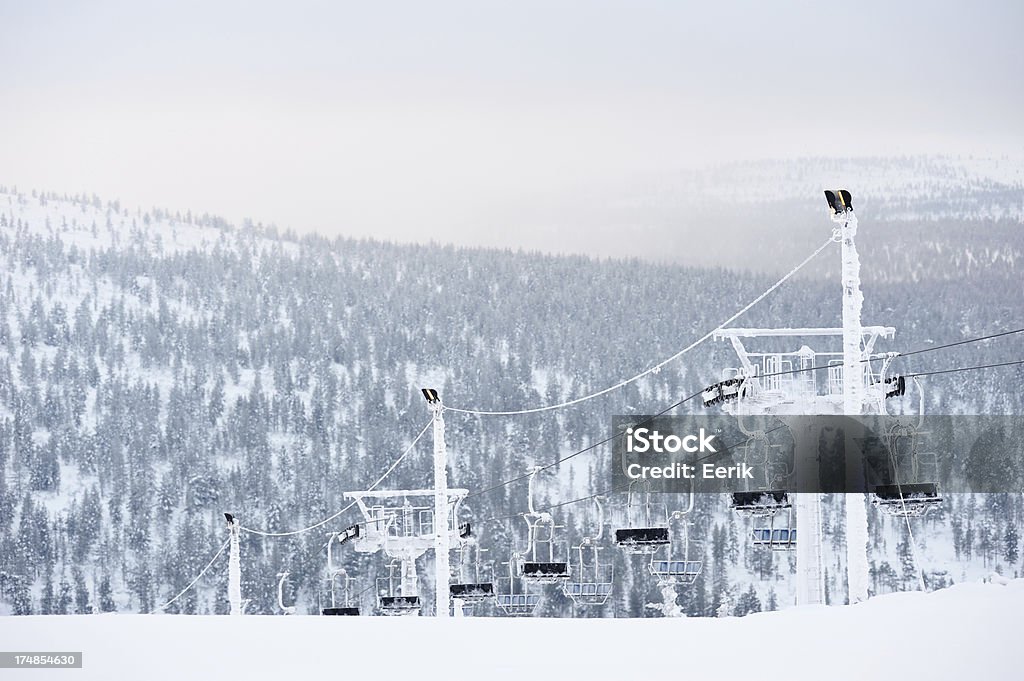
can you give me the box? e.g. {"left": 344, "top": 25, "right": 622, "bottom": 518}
{"left": 2, "top": 579, "right": 1020, "bottom": 680}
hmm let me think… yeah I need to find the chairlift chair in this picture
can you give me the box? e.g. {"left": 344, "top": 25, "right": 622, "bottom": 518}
{"left": 731, "top": 489, "right": 792, "bottom": 516}
{"left": 562, "top": 498, "right": 614, "bottom": 606}
{"left": 449, "top": 539, "right": 494, "bottom": 605}
{"left": 729, "top": 430, "right": 790, "bottom": 520}
{"left": 649, "top": 558, "right": 704, "bottom": 585}
{"left": 518, "top": 468, "right": 570, "bottom": 583}
{"left": 615, "top": 480, "right": 671, "bottom": 554}
{"left": 649, "top": 513, "right": 704, "bottom": 586}
{"left": 871, "top": 483, "right": 942, "bottom": 517}
{"left": 378, "top": 594, "right": 421, "bottom": 612}
{"left": 320, "top": 532, "right": 361, "bottom": 615}
{"left": 376, "top": 559, "right": 421, "bottom": 615}
{"left": 871, "top": 418, "right": 942, "bottom": 517}
{"left": 450, "top": 582, "right": 495, "bottom": 602}
{"left": 494, "top": 593, "right": 540, "bottom": 617}
{"left": 494, "top": 555, "right": 541, "bottom": 616}
{"left": 321, "top": 570, "right": 360, "bottom": 616}
{"left": 277, "top": 571, "right": 296, "bottom": 615}
{"left": 750, "top": 507, "right": 797, "bottom": 551}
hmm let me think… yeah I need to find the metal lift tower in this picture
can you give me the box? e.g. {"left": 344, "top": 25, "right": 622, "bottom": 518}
{"left": 341, "top": 388, "right": 463, "bottom": 616}
{"left": 711, "top": 190, "right": 892, "bottom": 605}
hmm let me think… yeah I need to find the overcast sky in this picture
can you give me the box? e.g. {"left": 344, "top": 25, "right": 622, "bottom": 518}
{"left": 1, "top": 1, "right": 1022, "bottom": 246}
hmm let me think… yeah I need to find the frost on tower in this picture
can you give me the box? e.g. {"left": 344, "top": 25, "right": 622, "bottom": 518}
{"left": 704, "top": 190, "right": 897, "bottom": 606}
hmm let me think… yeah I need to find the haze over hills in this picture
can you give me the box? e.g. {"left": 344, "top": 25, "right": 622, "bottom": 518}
{"left": 5, "top": 154, "right": 1020, "bottom": 271}
{"left": 466, "top": 155, "right": 1024, "bottom": 270}
{"left": 0, "top": 169, "right": 1021, "bottom": 617}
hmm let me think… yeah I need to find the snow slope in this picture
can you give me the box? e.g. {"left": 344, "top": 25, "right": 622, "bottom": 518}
{"left": 2, "top": 579, "right": 1020, "bottom": 681}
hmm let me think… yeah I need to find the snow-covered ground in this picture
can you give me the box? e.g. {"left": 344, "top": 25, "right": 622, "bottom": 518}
{"left": 2, "top": 579, "right": 1020, "bottom": 680}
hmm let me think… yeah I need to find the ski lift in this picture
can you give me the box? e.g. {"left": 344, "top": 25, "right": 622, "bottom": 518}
{"left": 647, "top": 518, "right": 704, "bottom": 581}
{"left": 872, "top": 377, "right": 942, "bottom": 517}
{"left": 321, "top": 570, "right": 361, "bottom": 616}
{"left": 320, "top": 532, "right": 360, "bottom": 615}
{"left": 615, "top": 480, "right": 670, "bottom": 554}
{"left": 871, "top": 420, "right": 942, "bottom": 517}
{"left": 648, "top": 490, "right": 703, "bottom": 585}
{"left": 562, "top": 497, "right": 614, "bottom": 606}
{"left": 730, "top": 429, "right": 792, "bottom": 517}
{"left": 729, "top": 429, "right": 796, "bottom": 549}
{"left": 518, "top": 467, "right": 570, "bottom": 583}
{"left": 494, "top": 554, "right": 541, "bottom": 616}
{"left": 277, "top": 571, "right": 297, "bottom": 615}
{"left": 701, "top": 376, "right": 745, "bottom": 407}
{"left": 872, "top": 483, "right": 941, "bottom": 516}
{"left": 731, "top": 489, "right": 791, "bottom": 516}
{"left": 449, "top": 539, "right": 494, "bottom": 605}
{"left": 750, "top": 508, "right": 797, "bottom": 550}
{"left": 884, "top": 375, "right": 906, "bottom": 399}
{"left": 376, "top": 559, "right": 421, "bottom": 615}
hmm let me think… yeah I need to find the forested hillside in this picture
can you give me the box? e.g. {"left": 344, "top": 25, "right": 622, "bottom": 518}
{"left": 0, "top": 178, "right": 1021, "bottom": 617}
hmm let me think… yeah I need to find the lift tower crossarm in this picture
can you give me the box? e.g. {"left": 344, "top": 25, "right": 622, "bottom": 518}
{"left": 714, "top": 327, "right": 895, "bottom": 339}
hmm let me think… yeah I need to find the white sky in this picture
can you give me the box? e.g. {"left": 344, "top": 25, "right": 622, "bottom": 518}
{"left": 1, "top": 1, "right": 1022, "bottom": 246}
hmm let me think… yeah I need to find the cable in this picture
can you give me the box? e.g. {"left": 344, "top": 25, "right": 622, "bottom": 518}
{"left": 463, "top": 390, "right": 704, "bottom": 501}
{"left": 153, "top": 535, "right": 231, "bottom": 613}
{"left": 481, "top": 487, "right": 623, "bottom": 526}
{"left": 464, "top": 354, "right": 1023, "bottom": 511}
{"left": 479, "top": 424, "right": 789, "bottom": 525}
{"left": 904, "top": 359, "right": 1024, "bottom": 379}
{"left": 446, "top": 236, "right": 836, "bottom": 416}
{"left": 240, "top": 420, "right": 432, "bottom": 537}
{"left": 894, "top": 327, "right": 1024, "bottom": 359}
{"left": 700, "top": 354, "right": 1024, "bottom": 383}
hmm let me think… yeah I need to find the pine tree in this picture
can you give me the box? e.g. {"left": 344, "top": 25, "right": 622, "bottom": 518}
{"left": 57, "top": 577, "right": 73, "bottom": 614}
{"left": 98, "top": 574, "right": 116, "bottom": 612}
{"left": 12, "top": 577, "right": 32, "bottom": 615}
{"left": 1005, "top": 522, "right": 1019, "bottom": 568}
{"left": 734, "top": 584, "right": 762, "bottom": 617}
{"left": 74, "top": 569, "right": 91, "bottom": 614}
{"left": 41, "top": 570, "right": 55, "bottom": 614}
